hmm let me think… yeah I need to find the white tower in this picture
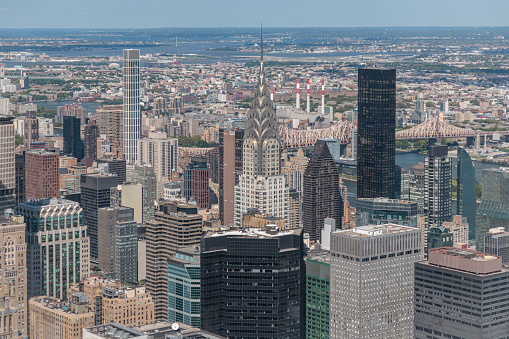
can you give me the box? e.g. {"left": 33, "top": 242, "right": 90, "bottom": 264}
{"left": 123, "top": 49, "right": 140, "bottom": 164}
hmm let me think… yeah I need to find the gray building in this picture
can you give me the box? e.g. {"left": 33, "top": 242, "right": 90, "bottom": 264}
{"left": 415, "top": 247, "right": 509, "bottom": 339}
{"left": 457, "top": 148, "right": 476, "bottom": 239}
{"left": 98, "top": 206, "right": 138, "bottom": 283}
{"left": 81, "top": 173, "right": 118, "bottom": 259}
{"left": 0, "top": 116, "right": 15, "bottom": 213}
{"left": 356, "top": 197, "right": 418, "bottom": 227}
{"left": 425, "top": 145, "right": 452, "bottom": 230}
{"left": 132, "top": 165, "right": 157, "bottom": 224}
{"left": 484, "top": 227, "right": 509, "bottom": 264}
{"left": 330, "top": 224, "right": 421, "bottom": 339}
{"left": 123, "top": 49, "right": 141, "bottom": 164}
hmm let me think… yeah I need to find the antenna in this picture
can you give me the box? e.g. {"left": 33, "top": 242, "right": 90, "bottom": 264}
{"left": 260, "top": 22, "right": 263, "bottom": 62}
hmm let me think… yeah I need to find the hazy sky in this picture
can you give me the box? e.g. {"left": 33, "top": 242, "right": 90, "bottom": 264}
{"left": 1, "top": 0, "right": 508, "bottom": 28}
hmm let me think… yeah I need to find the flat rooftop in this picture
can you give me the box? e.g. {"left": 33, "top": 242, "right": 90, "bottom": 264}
{"left": 18, "top": 198, "right": 78, "bottom": 208}
{"left": 336, "top": 223, "right": 417, "bottom": 238}
{"left": 85, "top": 323, "right": 145, "bottom": 339}
{"left": 427, "top": 247, "right": 503, "bottom": 275}
{"left": 205, "top": 226, "right": 300, "bottom": 239}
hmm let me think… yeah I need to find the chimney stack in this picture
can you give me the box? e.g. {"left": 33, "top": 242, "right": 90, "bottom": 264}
{"left": 296, "top": 78, "right": 300, "bottom": 109}
{"left": 306, "top": 79, "right": 310, "bottom": 114}
{"left": 270, "top": 87, "right": 274, "bottom": 101}
{"left": 321, "top": 79, "right": 325, "bottom": 115}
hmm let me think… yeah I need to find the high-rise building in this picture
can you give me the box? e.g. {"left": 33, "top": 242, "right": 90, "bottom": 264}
{"left": 0, "top": 116, "right": 15, "bottom": 212}
{"left": 305, "top": 250, "right": 330, "bottom": 339}
{"left": 424, "top": 145, "right": 452, "bottom": 230}
{"left": 234, "top": 42, "right": 288, "bottom": 227}
{"left": 457, "top": 147, "right": 476, "bottom": 239}
{"left": 97, "top": 207, "right": 138, "bottom": 283}
{"left": 63, "top": 115, "right": 83, "bottom": 161}
{"left": 356, "top": 197, "right": 418, "bottom": 227}
{"left": 427, "top": 226, "right": 453, "bottom": 254}
{"left": 302, "top": 140, "right": 342, "bottom": 242}
{"left": 218, "top": 128, "right": 244, "bottom": 225}
{"left": 97, "top": 158, "right": 127, "bottom": 185}
{"left": 56, "top": 103, "right": 85, "bottom": 124}
{"left": 476, "top": 167, "right": 509, "bottom": 251}
{"left": 132, "top": 165, "right": 157, "bottom": 223}
{"left": 184, "top": 157, "right": 211, "bottom": 209}
{"left": 23, "top": 111, "right": 38, "bottom": 149}
{"left": 110, "top": 182, "right": 143, "bottom": 224}
{"left": 281, "top": 148, "right": 309, "bottom": 197}
{"left": 0, "top": 215, "right": 27, "bottom": 339}
{"left": 485, "top": 227, "right": 509, "bottom": 264}
{"left": 17, "top": 198, "right": 90, "bottom": 299}
{"left": 123, "top": 49, "right": 141, "bottom": 164}
{"left": 288, "top": 188, "right": 301, "bottom": 229}
{"left": 24, "top": 150, "right": 59, "bottom": 200}
{"left": 357, "top": 68, "right": 396, "bottom": 199}
{"left": 408, "top": 162, "right": 426, "bottom": 214}
{"left": 153, "top": 97, "right": 167, "bottom": 115}
{"left": 442, "top": 214, "right": 469, "bottom": 244}
{"left": 95, "top": 105, "right": 123, "bottom": 148}
{"left": 146, "top": 202, "right": 202, "bottom": 321}
{"left": 415, "top": 247, "right": 509, "bottom": 339}
{"left": 84, "top": 120, "right": 100, "bottom": 161}
{"left": 15, "top": 152, "right": 25, "bottom": 205}
{"left": 80, "top": 173, "right": 118, "bottom": 259}
{"left": 330, "top": 224, "right": 421, "bottom": 339}
{"left": 167, "top": 246, "right": 201, "bottom": 327}
{"left": 201, "top": 226, "right": 304, "bottom": 338}
{"left": 137, "top": 131, "right": 178, "bottom": 184}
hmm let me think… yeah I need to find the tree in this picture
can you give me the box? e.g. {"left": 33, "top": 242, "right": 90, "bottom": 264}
{"left": 15, "top": 135, "right": 23, "bottom": 147}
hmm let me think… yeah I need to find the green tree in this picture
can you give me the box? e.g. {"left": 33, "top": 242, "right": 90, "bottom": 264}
{"left": 15, "top": 135, "right": 23, "bottom": 147}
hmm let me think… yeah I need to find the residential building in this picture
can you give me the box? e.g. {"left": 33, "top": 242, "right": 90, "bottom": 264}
{"left": 137, "top": 132, "right": 178, "bottom": 182}
{"left": 442, "top": 214, "right": 469, "bottom": 244}
{"left": 153, "top": 97, "right": 167, "bottom": 115}
{"left": 123, "top": 49, "right": 141, "bottom": 164}
{"left": 23, "top": 111, "right": 38, "bottom": 149}
{"left": 306, "top": 250, "right": 330, "bottom": 339}
{"left": 110, "top": 183, "right": 143, "bottom": 224}
{"left": 184, "top": 157, "right": 211, "bottom": 209}
{"left": 15, "top": 152, "right": 24, "bottom": 205}
{"left": 240, "top": 209, "right": 286, "bottom": 230}
{"left": 24, "top": 149, "right": 59, "bottom": 200}
{"left": 415, "top": 247, "right": 509, "bottom": 339}
{"left": 95, "top": 105, "right": 123, "bottom": 148}
{"left": 132, "top": 165, "right": 157, "bottom": 223}
{"left": 457, "top": 147, "right": 476, "bottom": 239}
{"left": 56, "top": 103, "right": 85, "bottom": 124}
{"left": 357, "top": 68, "right": 396, "bottom": 199}
{"left": 101, "top": 285, "right": 154, "bottom": 327}
{"left": 408, "top": 162, "right": 425, "bottom": 214}
{"left": 288, "top": 188, "right": 301, "bottom": 229}
{"left": 425, "top": 145, "right": 452, "bottom": 230}
{"left": 17, "top": 198, "right": 90, "bottom": 299}
{"left": 201, "top": 226, "right": 304, "bottom": 338}
{"left": 484, "top": 227, "right": 509, "bottom": 264}
{"left": 84, "top": 120, "right": 100, "bottom": 161}
{"left": 330, "top": 224, "right": 421, "bottom": 339}
{"left": 281, "top": 148, "right": 309, "bottom": 197}
{"left": 0, "top": 116, "right": 15, "bottom": 212}
{"left": 63, "top": 116, "right": 83, "bottom": 161}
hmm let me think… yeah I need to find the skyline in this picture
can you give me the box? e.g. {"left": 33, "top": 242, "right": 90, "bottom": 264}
{"left": 1, "top": 0, "right": 509, "bottom": 29}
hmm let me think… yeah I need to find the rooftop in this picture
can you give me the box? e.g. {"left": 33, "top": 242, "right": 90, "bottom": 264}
{"left": 135, "top": 321, "right": 225, "bottom": 339}
{"left": 18, "top": 198, "right": 79, "bottom": 209}
{"left": 336, "top": 223, "right": 418, "bottom": 238}
{"left": 427, "top": 247, "right": 504, "bottom": 275}
{"left": 206, "top": 225, "right": 301, "bottom": 239}
{"left": 84, "top": 323, "right": 146, "bottom": 339}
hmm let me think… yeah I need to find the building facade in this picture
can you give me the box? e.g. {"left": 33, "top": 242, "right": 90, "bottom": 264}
{"left": 110, "top": 183, "right": 143, "bottom": 224}
{"left": 0, "top": 116, "right": 15, "bottom": 213}
{"left": 184, "top": 157, "right": 211, "bottom": 209}
{"left": 95, "top": 105, "right": 123, "bottom": 148}
{"left": 442, "top": 214, "right": 469, "bottom": 245}
{"left": 484, "top": 227, "right": 509, "bottom": 264}
{"left": 84, "top": 120, "right": 100, "bottom": 161}
{"left": 281, "top": 148, "right": 309, "bottom": 197}
{"left": 137, "top": 132, "right": 178, "bottom": 182}
{"left": 305, "top": 251, "right": 330, "bottom": 339}
{"left": 132, "top": 165, "right": 157, "bottom": 223}
{"left": 63, "top": 115, "right": 83, "bottom": 161}
{"left": 24, "top": 150, "right": 59, "bottom": 200}
{"left": 456, "top": 147, "right": 476, "bottom": 239}
{"left": 356, "top": 197, "right": 418, "bottom": 227}
{"left": 425, "top": 145, "right": 452, "bottom": 230}
{"left": 123, "top": 49, "right": 141, "bottom": 164}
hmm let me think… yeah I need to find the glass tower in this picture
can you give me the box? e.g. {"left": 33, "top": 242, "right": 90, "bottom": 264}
{"left": 456, "top": 147, "right": 476, "bottom": 239}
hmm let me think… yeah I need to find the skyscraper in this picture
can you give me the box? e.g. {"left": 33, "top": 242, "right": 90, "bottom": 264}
{"left": 281, "top": 148, "right": 309, "bottom": 197}
{"left": 484, "top": 227, "right": 509, "bottom": 264}
{"left": 95, "top": 105, "right": 123, "bottom": 148}
{"left": 132, "top": 165, "right": 157, "bottom": 223}
{"left": 110, "top": 182, "right": 143, "bottom": 224}
{"left": 425, "top": 145, "right": 452, "bottom": 231}
{"left": 357, "top": 68, "right": 396, "bottom": 199}
{"left": 184, "top": 157, "right": 211, "bottom": 209}
{"left": 330, "top": 224, "right": 421, "bottom": 339}
{"left": 137, "top": 132, "right": 178, "bottom": 180}
{"left": 15, "top": 152, "right": 24, "bottom": 205}
{"left": 305, "top": 251, "right": 330, "bottom": 339}
{"left": 356, "top": 197, "right": 419, "bottom": 227}
{"left": 23, "top": 111, "right": 38, "bottom": 149}
{"left": 84, "top": 120, "right": 100, "bottom": 161}
{"left": 97, "top": 158, "right": 127, "bottom": 185}
{"left": 302, "top": 139, "right": 342, "bottom": 242}
{"left": 24, "top": 150, "right": 59, "bottom": 200}
{"left": 234, "top": 36, "right": 288, "bottom": 226}
{"left": 0, "top": 116, "right": 15, "bottom": 213}
{"left": 123, "top": 49, "right": 141, "bottom": 164}
{"left": 457, "top": 147, "right": 476, "bottom": 239}
{"left": 63, "top": 115, "right": 83, "bottom": 161}
{"left": 201, "top": 226, "right": 304, "bottom": 338}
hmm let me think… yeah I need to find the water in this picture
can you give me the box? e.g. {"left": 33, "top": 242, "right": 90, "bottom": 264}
{"left": 37, "top": 100, "right": 102, "bottom": 115}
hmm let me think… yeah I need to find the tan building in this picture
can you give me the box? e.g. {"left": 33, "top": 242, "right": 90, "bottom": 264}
{"left": 153, "top": 97, "right": 167, "bottom": 115}
{"left": 67, "top": 276, "right": 120, "bottom": 314}
{"left": 281, "top": 148, "right": 309, "bottom": 197}
{"left": 0, "top": 215, "right": 27, "bottom": 339}
{"left": 24, "top": 150, "right": 60, "bottom": 200}
{"left": 29, "top": 296, "right": 95, "bottom": 339}
{"left": 241, "top": 210, "right": 286, "bottom": 230}
{"left": 95, "top": 105, "right": 123, "bottom": 148}
{"left": 288, "top": 189, "right": 301, "bottom": 229}
{"left": 110, "top": 183, "right": 143, "bottom": 224}
{"left": 443, "top": 215, "right": 469, "bottom": 245}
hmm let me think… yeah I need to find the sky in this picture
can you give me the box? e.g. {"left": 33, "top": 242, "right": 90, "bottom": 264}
{"left": 0, "top": 0, "right": 508, "bottom": 29}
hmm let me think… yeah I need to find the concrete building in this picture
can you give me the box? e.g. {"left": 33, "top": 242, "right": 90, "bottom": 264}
{"left": 17, "top": 198, "right": 90, "bottom": 299}
{"left": 427, "top": 226, "right": 453, "bottom": 255}
{"left": 425, "top": 145, "right": 452, "bottom": 230}
{"left": 484, "top": 227, "right": 509, "bottom": 264}
{"left": 415, "top": 247, "right": 509, "bottom": 339}
{"left": 56, "top": 103, "right": 85, "bottom": 124}
{"left": 184, "top": 157, "right": 211, "bottom": 209}
{"left": 153, "top": 97, "right": 167, "bottom": 115}
{"left": 137, "top": 132, "right": 178, "bottom": 183}
{"left": 240, "top": 209, "right": 287, "bottom": 230}
{"left": 25, "top": 149, "right": 59, "bottom": 200}
{"left": 84, "top": 323, "right": 146, "bottom": 339}
{"left": 146, "top": 202, "right": 202, "bottom": 321}
{"left": 29, "top": 296, "right": 95, "bottom": 339}
{"left": 123, "top": 49, "right": 141, "bottom": 164}
{"left": 330, "top": 224, "right": 421, "bottom": 339}
{"left": 306, "top": 250, "right": 330, "bottom": 339}
{"left": 442, "top": 214, "right": 469, "bottom": 245}
{"left": 101, "top": 285, "right": 154, "bottom": 327}
{"left": 23, "top": 111, "right": 38, "bottom": 149}
{"left": 97, "top": 158, "right": 127, "bottom": 185}
{"left": 15, "top": 153, "right": 24, "bottom": 205}
{"left": 95, "top": 105, "right": 123, "bottom": 148}
{"left": 84, "top": 120, "right": 100, "bottom": 161}
{"left": 281, "top": 148, "right": 309, "bottom": 197}
{"left": 0, "top": 116, "right": 15, "bottom": 213}
{"left": 408, "top": 162, "right": 426, "bottom": 214}
{"left": 135, "top": 321, "right": 225, "bottom": 339}
{"left": 356, "top": 197, "right": 418, "bottom": 227}
{"left": 132, "top": 165, "right": 157, "bottom": 223}
{"left": 167, "top": 246, "right": 201, "bottom": 327}
{"left": 110, "top": 183, "right": 143, "bottom": 224}
{"left": 97, "top": 207, "right": 138, "bottom": 283}
{"left": 0, "top": 215, "right": 27, "bottom": 339}
{"left": 63, "top": 115, "right": 83, "bottom": 161}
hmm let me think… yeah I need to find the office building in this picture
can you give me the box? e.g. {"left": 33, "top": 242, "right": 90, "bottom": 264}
{"left": 146, "top": 202, "right": 202, "bottom": 321}
{"left": 132, "top": 165, "right": 157, "bottom": 223}
{"left": 23, "top": 111, "right": 38, "bottom": 149}
{"left": 330, "top": 224, "right": 421, "bottom": 339}
{"left": 357, "top": 68, "right": 396, "bottom": 199}
{"left": 306, "top": 251, "right": 330, "bottom": 339}
{"left": 356, "top": 197, "right": 418, "bottom": 227}
{"left": 15, "top": 153, "right": 25, "bottom": 204}
{"left": 137, "top": 131, "right": 178, "bottom": 181}
{"left": 24, "top": 150, "right": 59, "bottom": 200}
{"left": 101, "top": 285, "right": 154, "bottom": 327}
{"left": 123, "top": 49, "right": 141, "bottom": 164}
{"left": 56, "top": 103, "right": 85, "bottom": 124}
{"left": 95, "top": 105, "right": 123, "bottom": 148}
{"left": 17, "top": 198, "right": 90, "bottom": 299}
{"left": 234, "top": 46, "right": 288, "bottom": 227}
{"left": 110, "top": 183, "right": 143, "bottom": 224}
{"left": 97, "top": 158, "right": 127, "bottom": 185}
{"left": 84, "top": 120, "right": 100, "bottom": 161}
{"left": 201, "top": 226, "right": 304, "bottom": 338}
{"left": 427, "top": 226, "right": 453, "bottom": 255}
{"left": 81, "top": 173, "right": 118, "bottom": 259}
{"left": 485, "top": 227, "right": 509, "bottom": 264}
{"left": 63, "top": 115, "right": 83, "bottom": 161}
{"left": 415, "top": 247, "right": 509, "bottom": 339}
{"left": 0, "top": 215, "right": 27, "bottom": 339}
{"left": 84, "top": 323, "right": 146, "bottom": 339}
{"left": 0, "top": 116, "right": 15, "bottom": 212}
{"left": 135, "top": 321, "right": 225, "bottom": 339}
{"left": 457, "top": 147, "right": 476, "bottom": 239}
{"left": 281, "top": 148, "right": 309, "bottom": 196}
{"left": 184, "top": 157, "right": 211, "bottom": 209}
{"left": 29, "top": 296, "right": 95, "bottom": 339}
{"left": 442, "top": 214, "right": 469, "bottom": 245}
{"left": 425, "top": 145, "right": 452, "bottom": 230}
{"left": 167, "top": 246, "right": 201, "bottom": 327}
{"left": 97, "top": 207, "right": 138, "bottom": 283}
{"left": 218, "top": 128, "right": 244, "bottom": 226}
{"left": 476, "top": 167, "right": 509, "bottom": 251}
{"left": 302, "top": 140, "right": 342, "bottom": 242}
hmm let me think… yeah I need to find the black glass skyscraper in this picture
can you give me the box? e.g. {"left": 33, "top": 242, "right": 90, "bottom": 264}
{"left": 302, "top": 139, "right": 342, "bottom": 242}
{"left": 63, "top": 115, "right": 83, "bottom": 161}
{"left": 357, "top": 68, "right": 396, "bottom": 199}
{"left": 457, "top": 147, "right": 476, "bottom": 239}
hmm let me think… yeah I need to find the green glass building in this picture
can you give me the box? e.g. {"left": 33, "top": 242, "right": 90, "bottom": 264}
{"left": 306, "top": 251, "right": 330, "bottom": 339}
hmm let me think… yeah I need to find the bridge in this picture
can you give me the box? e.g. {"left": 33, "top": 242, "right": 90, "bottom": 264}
{"left": 278, "top": 113, "right": 509, "bottom": 149}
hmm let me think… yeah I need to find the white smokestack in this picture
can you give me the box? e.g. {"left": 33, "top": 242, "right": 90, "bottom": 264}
{"left": 296, "top": 78, "right": 300, "bottom": 109}
{"left": 306, "top": 79, "right": 310, "bottom": 114}
{"left": 321, "top": 79, "right": 325, "bottom": 115}
{"left": 270, "top": 88, "right": 274, "bottom": 101}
